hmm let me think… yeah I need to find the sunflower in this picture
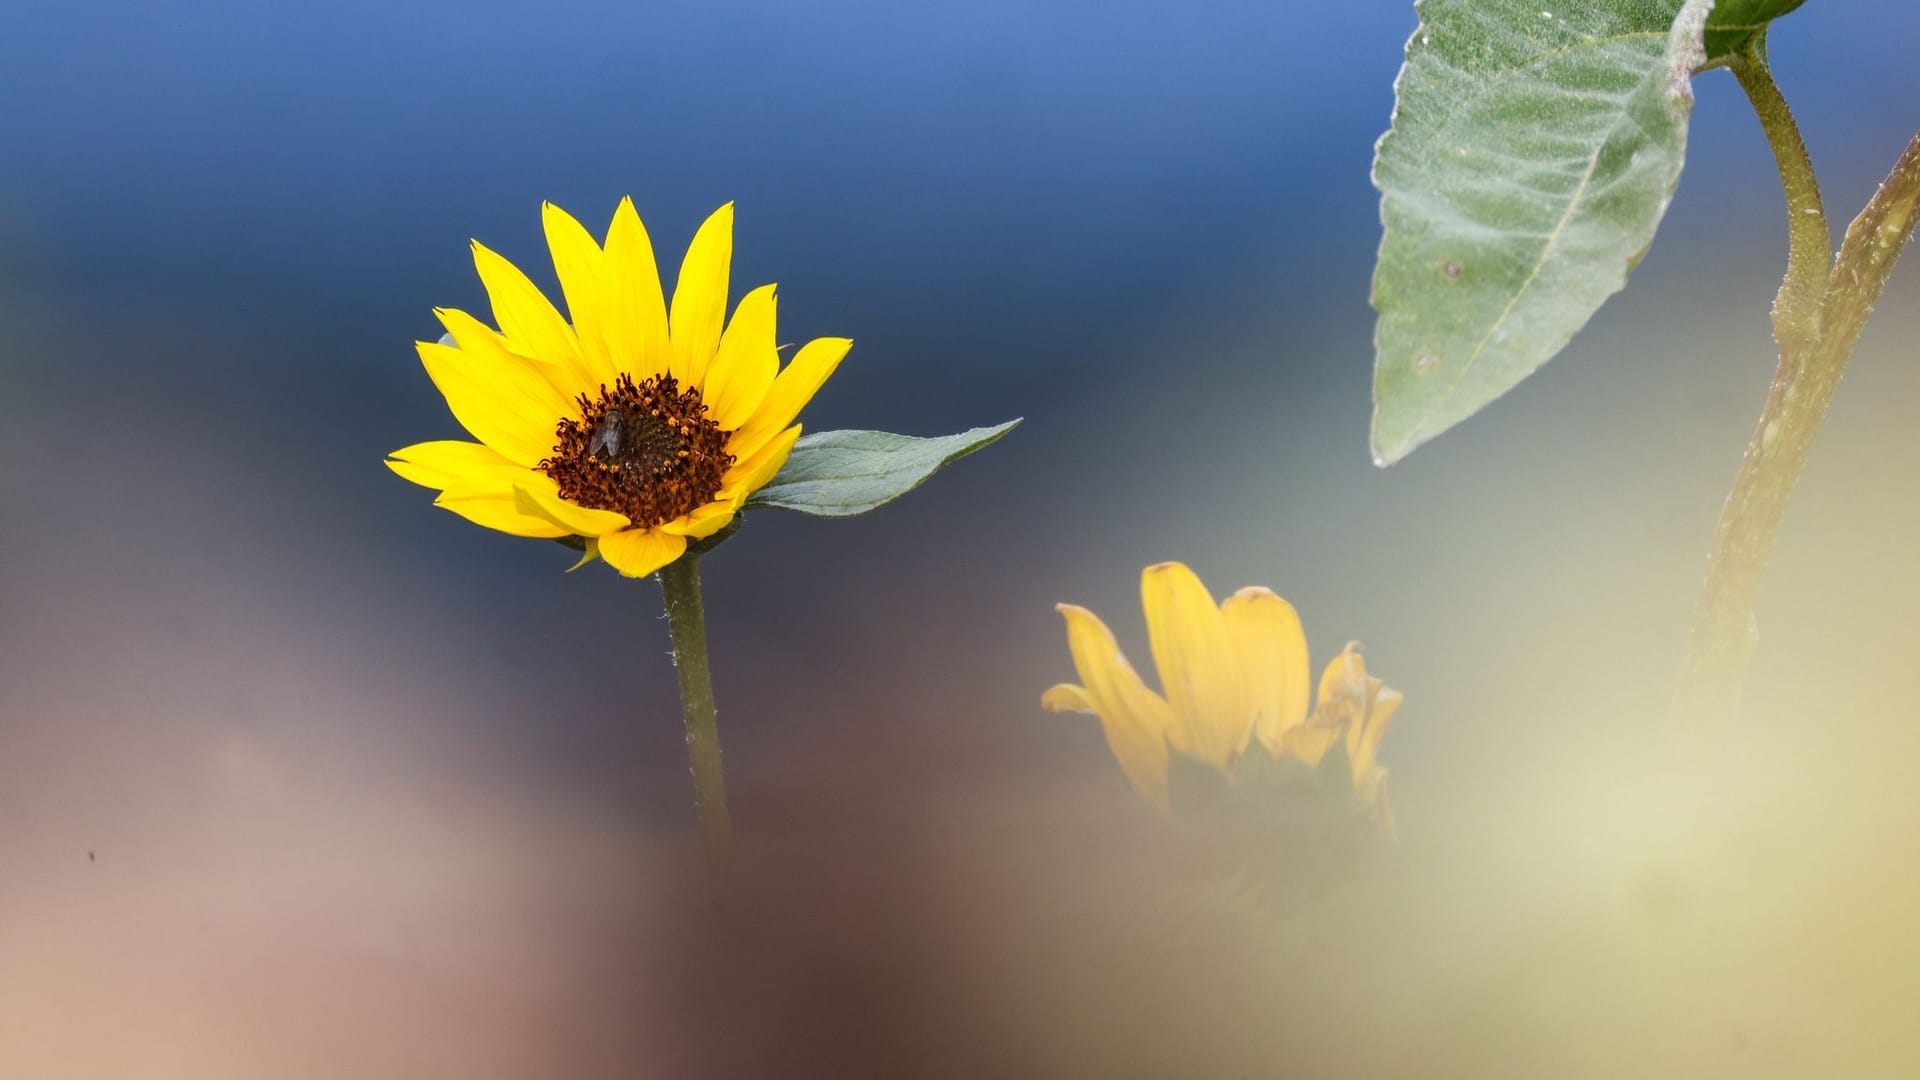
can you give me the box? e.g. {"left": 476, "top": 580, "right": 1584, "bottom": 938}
{"left": 386, "top": 199, "right": 848, "bottom": 578}
{"left": 1043, "top": 561, "right": 1401, "bottom": 826}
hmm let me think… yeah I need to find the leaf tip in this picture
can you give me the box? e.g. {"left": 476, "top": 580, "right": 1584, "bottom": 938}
{"left": 1369, "top": 385, "right": 1425, "bottom": 467}
{"left": 1368, "top": 431, "right": 1411, "bottom": 470}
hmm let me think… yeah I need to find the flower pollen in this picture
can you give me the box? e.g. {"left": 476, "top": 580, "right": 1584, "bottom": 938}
{"left": 541, "top": 373, "right": 732, "bottom": 528}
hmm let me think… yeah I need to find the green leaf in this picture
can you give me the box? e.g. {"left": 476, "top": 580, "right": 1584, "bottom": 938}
{"left": 742, "top": 419, "right": 1020, "bottom": 518}
{"left": 1369, "top": 0, "right": 1711, "bottom": 465}
{"left": 1704, "top": 0, "right": 1809, "bottom": 59}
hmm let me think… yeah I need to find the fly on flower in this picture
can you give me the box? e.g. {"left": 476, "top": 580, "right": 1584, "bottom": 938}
{"left": 1043, "top": 562, "right": 1402, "bottom": 838}
{"left": 586, "top": 409, "right": 624, "bottom": 461}
{"left": 386, "top": 199, "right": 846, "bottom": 578}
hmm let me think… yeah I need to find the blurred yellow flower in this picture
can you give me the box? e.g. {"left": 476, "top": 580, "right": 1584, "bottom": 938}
{"left": 387, "top": 199, "right": 848, "bottom": 578}
{"left": 1043, "top": 562, "right": 1401, "bottom": 828}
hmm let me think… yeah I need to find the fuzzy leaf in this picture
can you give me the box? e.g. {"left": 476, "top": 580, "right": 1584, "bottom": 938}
{"left": 1370, "top": 0, "right": 1713, "bottom": 465}
{"left": 742, "top": 419, "right": 1020, "bottom": 518}
{"left": 1704, "top": 0, "right": 1809, "bottom": 58}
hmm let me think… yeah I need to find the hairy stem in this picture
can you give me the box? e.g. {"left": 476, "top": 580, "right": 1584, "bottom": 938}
{"left": 1731, "top": 39, "right": 1832, "bottom": 349}
{"left": 1680, "top": 40, "right": 1920, "bottom": 727}
{"left": 658, "top": 553, "right": 736, "bottom": 895}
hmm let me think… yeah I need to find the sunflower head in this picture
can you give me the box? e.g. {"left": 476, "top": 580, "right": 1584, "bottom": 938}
{"left": 541, "top": 372, "right": 732, "bottom": 528}
{"left": 387, "top": 199, "right": 849, "bottom": 578}
{"left": 1043, "top": 562, "right": 1402, "bottom": 829}
{"left": 1044, "top": 563, "right": 1404, "bottom": 905}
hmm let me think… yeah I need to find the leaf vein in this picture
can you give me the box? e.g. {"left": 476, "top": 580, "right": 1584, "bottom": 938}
{"left": 1438, "top": 145, "right": 1605, "bottom": 410}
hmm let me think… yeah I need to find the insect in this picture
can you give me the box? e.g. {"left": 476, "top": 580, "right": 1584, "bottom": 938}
{"left": 588, "top": 409, "right": 623, "bottom": 461}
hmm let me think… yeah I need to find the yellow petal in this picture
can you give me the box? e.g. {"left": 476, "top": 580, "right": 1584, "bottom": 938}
{"left": 471, "top": 238, "right": 589, "bottom": 388}
{"left": 433, "top": 492, "right": 569, "bottom": 538}
{"left": 542, "top": 201, "right": 616, "bottom": 387}
{"left": 1141, "top": 562, "right": 1248, "bottom": 769}
{"left": 703, "top": 283, "right": 779, "bottom": 430}
{"left": 1313, "top": 638, "right": 1374, "bottom": 699}
{"left": 566, "top": 538, "right": 601, "bottom": 573}
{"left": 720, "top": 423, "right": 801, "bottom": 506}
{"left": 657, "top": 503, "right": 736, "bottom": 539}
{"left": 435, "top": 306, "right": 582, "bottom": 403}
{"left": 416, "top": 340, "right": 568, "bottom": 467}
{"left": 1314, "top": 642, "right": 1372, "bottom": 739}
{"left": 1349, "top": 683, "right": 1403, "bottom": 791}
{"left": 598, "top": 197, "right": 672, "bottom": 381}
{"left": 433, "top": 306, "right": 512, "bottom": 354}
{"left": 512, "top": 482, "right": 630, "bottom": 537}
{"left": 727, "top": 336, "right": 851, "bottom": 462}
{"left": 1280, "top": 722, "right": 1341, "bottom": 767}
{"left": 669, "top": 202, "right": 734, "bottom": 387}
{"left": 598, "top": 527, "right": 688, "bottom": 578}
{"left": 385, "top": 440, "right": 534, "bottom": 494}
{"left": 1040, "top": 683, "right": 1097, "bottom": 714}
{"left": 1221, "top": 586, "right": 1312, "bottom": 756}
{"left": 1057, "top": 603, "right": 1176, "bottom": 814}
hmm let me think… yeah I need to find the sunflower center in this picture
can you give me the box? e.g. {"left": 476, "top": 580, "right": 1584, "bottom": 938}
{"left": 540, "top": 373, "right": 733, "bottom": 528}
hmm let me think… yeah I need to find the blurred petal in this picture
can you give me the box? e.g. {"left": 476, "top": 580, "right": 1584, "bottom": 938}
{"left": 598, "top": 527, "right": 688, "bottom": 578}
{"left": 1363, "top": 770, "right": 1396, "bottom": 838}
{"left": 1349, "top": 683, "right": 1403, "bottom": 790}
{"left": 1280, "top": 722, "right": 1340, "bottom": 767}
{"left": 1057, "top": 603, "right": 1176, "bottom": 813}
{"left": 728, "top": 336, "right": 851, "bottom": 461}
{"left": 1141, "top": 562, "right": 1248, "bottom": 768}
{"left": 1221, "top": 586, "right": 1311, "bottom": 756}
{"left": 416, "top": 340, "right": 568, "bottom": 467}
{"left": 670, "top": 202, "right": 734, "bottom": 387}
{"left": 513, "top": 482, "right": 630, "bottom": 537}
{"left": 1314, "top": 642, "right": 1372, "bottom": 735}
{"left": 704, "top": 283, "right": 779, "bottom": 430}
{"left": 1040, "top": 683, "right": 1097, "bottom": 714}
{"left": 600, "top": 197, "right": 671, "bottom": 380}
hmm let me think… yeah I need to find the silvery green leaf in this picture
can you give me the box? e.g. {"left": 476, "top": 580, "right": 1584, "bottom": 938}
{"left": 1370, "top": 0, "right": 1717, "bottom": 465}
{"left": 743, "top": 420, "right": 1020, "bottom": 518}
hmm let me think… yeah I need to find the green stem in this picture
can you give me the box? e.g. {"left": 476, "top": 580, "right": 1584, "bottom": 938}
{"left": 1730, "top": 39, "right": 1831, "bottom": 350}
{"left": 658, "top": 553, "right": 735, "bottom": 895}
{"left": 1679, "top": 40, "right": 1920, "bottom": 727}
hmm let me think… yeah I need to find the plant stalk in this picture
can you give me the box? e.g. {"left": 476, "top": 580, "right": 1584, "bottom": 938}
{"left": 1731, "top": 41, "right": 1833, "bottom": 351}
{"left": 1680, "top": 40, "right": 1920, "bottom": 727}
{"left": 658, "top": 552, "right": 736, "bottom": 895}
